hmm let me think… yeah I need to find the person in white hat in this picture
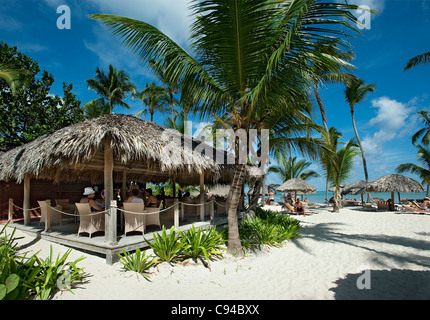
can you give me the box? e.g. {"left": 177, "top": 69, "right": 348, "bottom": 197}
{"left": 80, "top": 187, "right": 104, "bottom": 212}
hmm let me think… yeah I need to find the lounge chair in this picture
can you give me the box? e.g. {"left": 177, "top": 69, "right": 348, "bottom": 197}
{"left": 123, "top": 202, "right": 146, "bottom": 236}
{"left": 377, "top": 201, "right": 389, "bottom": 211}
{"left": 283, "top": 202, "right": 296, "bottom": 214}
{"left": 143, "top": 201, "right": 162, "bottom": 228}
{"left": 38, "top": 200, "right": 63, "bottom": 226}
{"left": 362, "top": 203, "right": 377, "bottom": 212}
{"left": 75, "top": 203, "right": 105, "bottom": 238}
{"left": 402, "top": 205, "right": 430, "bottom": 215}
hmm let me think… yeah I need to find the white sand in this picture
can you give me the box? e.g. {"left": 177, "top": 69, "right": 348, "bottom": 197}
{"left": 8, "top": 206, "right": 430, "bottom": 300}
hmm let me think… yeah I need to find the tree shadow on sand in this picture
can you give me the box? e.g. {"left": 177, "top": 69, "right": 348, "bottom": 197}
{"left": 292, "top": 221, "right": 430, "bottom": 269}
{"left": 330, "top": 269, "right": 430, "bottom": 300}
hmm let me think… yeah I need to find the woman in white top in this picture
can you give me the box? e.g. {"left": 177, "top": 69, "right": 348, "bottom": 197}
{"left": 126, "top": 188, "right": 144, "bottom": 203}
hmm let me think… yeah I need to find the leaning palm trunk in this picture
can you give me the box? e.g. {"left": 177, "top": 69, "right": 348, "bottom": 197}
{"left": 315, "top": 85, "right": 329, "bottom": 132}
{"left": 226, "top": 164, "right": 247, "bottom": 257}
{"left": 350, "top": 108, "right": 371, "bottom": 201}
{"left": 246, "top": 176, "right": 263, "bottom": 219}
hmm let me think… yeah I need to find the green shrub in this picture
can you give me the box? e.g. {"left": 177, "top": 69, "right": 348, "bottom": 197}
{"left": 0, "top": 223, "right": 87, "bottom": 300}
{"left": 222, "top": 208, "right": 301, "bottom": 250}
{"left": 119, "top": 248, "right": 155, "bottom": 278}
{"left": 179, "top": 225, "right": 225, "bottom": 263}
{"left": 145, "top": 226, "right": 187, "bottom": 263}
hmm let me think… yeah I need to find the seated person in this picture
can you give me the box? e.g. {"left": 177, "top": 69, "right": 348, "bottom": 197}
{"left": 420, "top": 197, "right": 430, "bottom": 209}
{"left": 181, "top": 192, "right": 192, "bottom": 201}
{"left": 294, "top": 198, "right": 306, "bottom": 216}
{"left": 144, "top": 188, "right": 159, "bottom": 208}
{"left": 80, "top": 187, "right": 104, "bottom": 212}
{"left": 126, "top": 188, "right": 144, "bottom": 203}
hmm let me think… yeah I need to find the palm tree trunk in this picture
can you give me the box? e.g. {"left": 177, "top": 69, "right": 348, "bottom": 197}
{"left": 315, "top": 85, "right": 329, "bottom": 132}
{"left": 350, "top": 108, "right": 372, "bottom": 201}
{"left": 227, "top": 164, "right": 246, "bottom": 257}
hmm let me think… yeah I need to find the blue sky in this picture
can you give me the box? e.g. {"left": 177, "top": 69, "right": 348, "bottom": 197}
{"left": 1, "top": 0, "right": 429, "bottom": 190}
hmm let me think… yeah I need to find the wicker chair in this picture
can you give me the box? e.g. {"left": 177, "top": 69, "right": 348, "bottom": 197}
{"left": 75, "top": 203, "right": 105, "bottom": 238}
{"left": 123, "top": 202, "right": 146, "bottom": 236}
{"left": 38, "top": 200, "right": 63, "bottom": 226}
{"left": 143, "top": 201, "right": 162, "bottom": 228}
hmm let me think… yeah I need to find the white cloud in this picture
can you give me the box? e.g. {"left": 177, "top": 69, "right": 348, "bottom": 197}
{"left": 86, "top": 0, "right": 192, "bottom": 47}
{"left": 361, "top": 96, "right": 417, "bottom": 175}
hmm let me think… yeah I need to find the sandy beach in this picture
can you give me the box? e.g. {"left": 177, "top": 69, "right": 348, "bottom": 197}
{"left": 8, "top": 206, "right": 430, "bottom": 300}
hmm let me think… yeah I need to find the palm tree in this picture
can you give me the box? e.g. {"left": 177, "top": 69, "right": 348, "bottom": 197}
{"left": 269, "top": 155, "right": 319, "bottom": 183}
{"left": 90, "top": 0, "right": 365, "bottom": 256}
{"left": 133, "top": 82, "right": 170, "bottom": 122}
{"left": 344, "top": 78, "right": 375, "bottom": 187}
{"left": 412, "top": 110, "right": 430, "bottom": 146}
{"left": 82, "top": 98, "right": 111, "bottom": 119}
{"left": 85, "top": 64, "right": 136, "bottom": 114}
{"left": 405, "top": 52, "right": 430, "bottom": 70}
{"left": 320, "top": 127, "right": 360, "bottom": 212}
{"left": 310, "top": 39, "right": 357, "bottom": 132}
{"left": 396, "top": 144, "right": 430, "bottom": 197}
{"left": 0, "top": 63, "right": 28, "bottom": 95}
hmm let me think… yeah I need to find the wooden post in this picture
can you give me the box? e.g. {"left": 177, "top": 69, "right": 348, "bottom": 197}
{"left": 181, "top": 202, "right": 184, "bottom": 221}
{"left": 44, "top": 200, "right": 51, "bottom": 232}
{"left": 23, "top": 176, "right": 31, "bottom": 226}
{"left": 8, "top": 198, "right": 13, "bottom": 222}
{"left": 210, "top": 197, "right": 214, "bottom": 220}
{"left": 174, "top": 198, "right": 179, "bottom": 229}
{"left": 104, "top": 138, "right": 116, "bottom": 245}
{"left": 122, "top": 169, "right": 127, "bottom": 202}
{"left": 172, "top": 175, "right": 176, "bottom": 198}
{"left": 200, "top": 172, "right": 205, "bottom": 221}
{"left": 108, "top": 200, "right": 117, "bottom": 245}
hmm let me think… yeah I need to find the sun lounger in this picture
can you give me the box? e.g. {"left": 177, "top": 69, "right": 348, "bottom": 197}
{"left": 282, "top": 202, "right": 296, "bottom": 214}
{"left": 402, "top": 205, "right": 430, "bottom": 215}
{"left": 362, "top": 203, "right": 377, "bottom": 211}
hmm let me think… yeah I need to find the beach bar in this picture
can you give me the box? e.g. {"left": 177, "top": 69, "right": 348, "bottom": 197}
{"left": 0, "top": 114, "right": 256, "bottom": 264}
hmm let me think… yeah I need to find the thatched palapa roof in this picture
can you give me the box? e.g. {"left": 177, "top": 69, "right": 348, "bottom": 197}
{"left": 341, "top": 180, "right": 367, "bottom": 195}
{"left": 365, "top": 174, "right": 424, "bottom": 193}
{"left": 0, "top": 114, "right": 262, "bottom": 185}
{"left": 276, "top": 178, "right": 316, "bottom": 193}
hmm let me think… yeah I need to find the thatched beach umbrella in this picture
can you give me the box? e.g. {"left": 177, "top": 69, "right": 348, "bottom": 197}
{"left": 342, "top": 180, "right": 367, "bottom": 202}
{"left": 365, "top": 174, "right": 424, "bottom": 210}
{"left": 276, "top": 178, "right": 316, "bottom": 200}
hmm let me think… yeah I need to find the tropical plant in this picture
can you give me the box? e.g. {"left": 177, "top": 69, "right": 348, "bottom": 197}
{"left": 179, "top": 225, "right": 225, "bottom": 264}
{"left": 133, "top": 82, "right": 170, "bottom": 122}
{"left": 309, "top": 39, "right": 357, "bottom": 131}
{"left": 221, "top": 207, "right": 301, "bottom": 250}
{"left": 0, "top": 42, "right": 84, "bottom": 150}
{"left": 405, "top": 52, "right": 430, "bottom": 70}
{"left": 344, "top": 78, "right": 375, "bottom": 187}
{"left": 145, "top": 226, "right": 187, "bottom": 263}
{"left": 85, "top": 64, "right": 136, "bottom": 114}
{"left": 82, "top": 98, "right": 111, "bottom": 119}
{"left": 90, "top": 0, "right": 368, "bottom": 257}
{"left": 320, "top": 128, "right": 361, "bottom": 212}
{"left": 269, "top": 154, "right": 319, "bottom": 183}
{"left": 0, "top": 63, "right": 28, "bottom": 96}
{"left": 119, "top": 247, "right": 156, "bottom": 278}
{"left": 396, "top": 144, "right": 430, "bottom": 197}
{"left": 0, "top": 223, "right": 86, "bottom": 300}
{"left": 412, "top": 110, "right": 430, "bottom": 146}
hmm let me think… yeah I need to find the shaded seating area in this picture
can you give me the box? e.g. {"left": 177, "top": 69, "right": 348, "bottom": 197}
{"left": 0, "top": 114, "right": 262, "bottom": 264}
